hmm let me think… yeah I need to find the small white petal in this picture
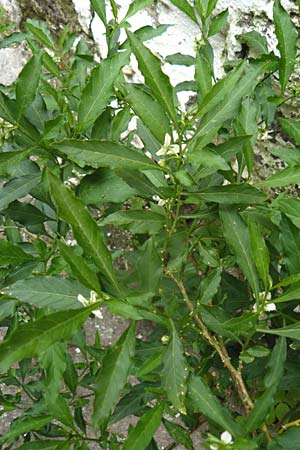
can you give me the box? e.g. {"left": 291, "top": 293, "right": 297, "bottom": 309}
{"left": 156, "top": 147, "right": 167, "bottom": 156}
{"left": 75, "top": 347, "right": 81, "bottom": 354}
{"left": 152, "top": 195, "right": 160, "bottom": 202}
{"left": 145, "top": 150, "right": 153, "bottom": 159}
{"left": 164, "top": 133, "right": 171, "bottom": 147}
{"left": 294, "top": 305, "right": 300, "bottom": 313}
{"left": 158, "top": 199, "right": 166, "bottom": 206}
{"left": 166, "top": 144, "right": 180, "bottom": 155}
{"left": 264, "top": 302, "right": 276, "bottom": 312}
{"left": 221, "top": 431, "right": 233, "bottom": 444}
{"left": 77, "top": 294, "right": 88, "bottom": 306}
{"left": 93, "top": 310, "right": 103, "bottom": 319}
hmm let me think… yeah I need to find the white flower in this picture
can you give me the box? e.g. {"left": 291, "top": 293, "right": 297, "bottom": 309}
{"left": 264, "top": 302, "right": 276, "bottom": 312}
{"left": 156, "top": 133, "right": 180, "bottom": 156}
{"left": 210, "top": 446, "right": 218, "bottom": 450}
{"left": 77, "top": 291, "right": 103, "bottom": 318}
{"left": 77, "top": 294, "right": 88, "bottom": 307}
{"left": 221, "top": 431, "right": 233, "bottom": 444}
{"left": 152, "top": 195, "right": 166, "bottom": 206}
{"left": 294, "top": 305, "right": 300, "bottom": 313}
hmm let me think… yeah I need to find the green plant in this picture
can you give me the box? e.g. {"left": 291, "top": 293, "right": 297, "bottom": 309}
{"left": 0, "top": 0, "right": 300, "bottom": 448}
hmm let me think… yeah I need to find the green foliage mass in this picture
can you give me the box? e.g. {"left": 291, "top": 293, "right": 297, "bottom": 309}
{"left": 0, "top": 1, "right": 300, "bottom": 449}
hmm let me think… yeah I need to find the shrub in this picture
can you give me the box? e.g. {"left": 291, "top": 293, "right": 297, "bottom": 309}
{"left": 0, "top": 1, "right": 300, "bottom": 449}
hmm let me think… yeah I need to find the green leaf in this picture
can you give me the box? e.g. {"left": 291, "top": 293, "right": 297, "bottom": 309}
{"left": 196, "top": 61, "right": 245, "bottom": 118}
{"left": 163, "top": 419, "right": 194, "bottom": 450}
{"left": 237, "top": 31, "right": 268, "bottom": 55}
{"left": 39, "top": 342, "right": 67, "bottom": 399}
{"left": 278, "top": 118, "right": 300, "bottom": 145}
{"left": 274, "top": 282, "right": 300, "bottom": 303}
{"left": 123, "top": 402, "right": 164, "bottom": 450}
{"left": 220, "top": 206, "right": 260, "bottom": 297}
{"left": 77, "top": 168, "right": 136, "bottom": 205}
{"left": 127, "top": 31, "right": 177, "bottom": 124}
{"left": 0, "top": 148, "right": 31, "bottom": 177}
{"left": 169, "top": 0, "right": 197, "bottom": 22}
{"left": 186, "top": 184, "right": 266, "bottom": 204}
{"left": 165, "top": 53, "right": 195, "bottom": 66}
{"left": 0, "top": 415, "right": 53, "bottom": 445}
{"left": 125, "top": 84, "right": 171, "bottom": 143}
{"left": 91, "top": 0, "right": 107, "bottom": 25}
{"left": 78, "top": 51, "right": 129, "bottom": 131}
{"left": 188, "top": 375, "right": 241, "bottom": 436}
{"left": 273, "top": 0, "right": 297, "bottom": 91}
{"left": 116, "top": 169, "right": 164, "bottom": 198}
{"left": 2, "top": 200, "right": 50, "bottom": 226}
{"left": 16, "top": 52, "right": 42, "bottom": 118}
{"left": 264, "top": 337, "right": 287, "bottom": 389}
{"left": 198, "top": 267, "right": 222, "bottom": 304}
{"left": 125, "top": 0, "right": 154, "bottom": 20}
{"left": 257, "top": 165, "right": 300, "bottom": 187}
{"left": 208, "top": 9, "right": 229, "bottom": 37}
{"left": 7, "top": 275, "right": 89, "bottom": 310}
{"left": 46, "top": 170, "right": 119, "bottom": 293}
{"left": 0, "top": 302, "right": 100, "bottom": 372}
{"left": 245, "top": 383, "right": 277, "bottom": 433}
{"left": 102, "top": 209, "right": 166, "bottom": 234}
{"left": 161, "top": 321, "right": 188, "bottom": 414}
{"left": 25, "top": 20, "right": 55, "bottom": 50}
{"left": 58, "top": 241, "right": 101, "bottom": 293}
{"left": 0, "top": 31, "right": 26, "bottom": 49}
{"left": 275, "top": 197, "right": 300, "bottom": 229}
{"left": 93, "top": 323, "right": 135, "bottom": 428}
{"left": 0, "top": 240, "right": 35, "bottom": 266}
{"left": 267, "top": 427, "right": 300, "bottom": 450}
{"left": 192, "top": 59, "right": 274, "bottom": 149}
{"left": 0, "top": 174, "right": 40, "bottom": 210}
{"left": 195, "top": 49, "right": 213, "bottom": 99}
{"left": 188, "top": 148, "right": 230, "bottom": 172}
{"left": 249, "top": 221, "right": 270, "bottom": 290}
{"left": 53, "top": 139, "right": 158, "bottom": 171}
{"left": 137, "top": 237, "right": 162, "bottom": 293}
{"left": 234, "top": 96, "right": 259, "bottom": 173}
{"left": 258, "top": 323, "right": 300, "bottom": 340}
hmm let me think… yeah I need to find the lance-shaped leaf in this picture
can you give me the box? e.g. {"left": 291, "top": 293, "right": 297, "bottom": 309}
{"left": 188, "top": 375, "right": 241, "bottom": 436}
{"left": 279, "top": 118, "right": 300, "bottom": 145}
{"left": 245, "top": 383, "right": 277, "bottom": 433}
{"left": 91, "top": 0, "right": 107, "bottom": 25}
{"left": 102, "top": 209, "right": 166, "bottom": 234}
{"left": 7, "top": 276, "right": 89, "bottom": 310}
{"left": 78, "top": 51, "right": 129, "bottom": 131}
{"left": 39, "top": 342, "right": 67, "bottom": 399}
{"left": 195, "top": 49, "right": 213, "bottom": 99}
{"left": 93, "top": 323, "right": 135, "bottom": 429}
{"left": 237, "top": 31, "right": 268, "bottom": 55}
{"left": 249, "top": 221, "right": 270, "bottom": 290}
{"left": 208, "top": 9, "right": 229, "bottom": 37}
{"left": 185, "top": 184, "right": 266, "bottom": 204}
{"left": 196, "top": 62, "right": 245, "bottom": 118}
{"left": 163, "top": 419, "right": 194, "bottom": 450}
{"left": 258, "top": 323, "right": 300, "bottom": 340}
{"left": 0, "top": 148, "right": 31, "bottom": 177}
{"left": 264, "top": 337, "right": 287, "bottom": 389}
{"left": 0, "top": 240, "right": 35, "bottom": 266}
{"left": 0, "top": 174, "right": 41, "bottom": 210}
{"left": 125, "top": 0, "right": 154, "bottom": 20}
{"left": 0, "top": 302, "right": 100, "bottom": 372}
{"left": 0, "top": 415, "right": 53, "bottom": 445}
{"left": 127, "top": 31, "right": 177, "bottom": 124}
{"left": 191, "top": 59, "right": 275, "bottom": 149}
{"left": 161, "top": 321, "right": 188, "bottom": 413}
{"left": 123, "top": 402, "right": 164, "bottom": 450}
{"left": 46, "top": 170, "right": 119, "bottom": 293}
{"left": 169, "top": 0, "right": 197, "bottom": 22}
{"left": 16, "top": 52, "right": 42, "bottom": 118}
{"left": 53, "top": 139, "right": 158, "bottom": 171}
{"left": 125, "top": 84, "right": 171, "bottom": 143}
{"left": 256, "top": 165, "right": 300, "bottom": 187}
{"left": 58, "top": 241, "right": 101, "bottom": 293}
{"left": 273, "top": 0, "right": 297, "bottom": 92}
{"left": 220, "top": 206, "right": 260, "bottom": 297}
